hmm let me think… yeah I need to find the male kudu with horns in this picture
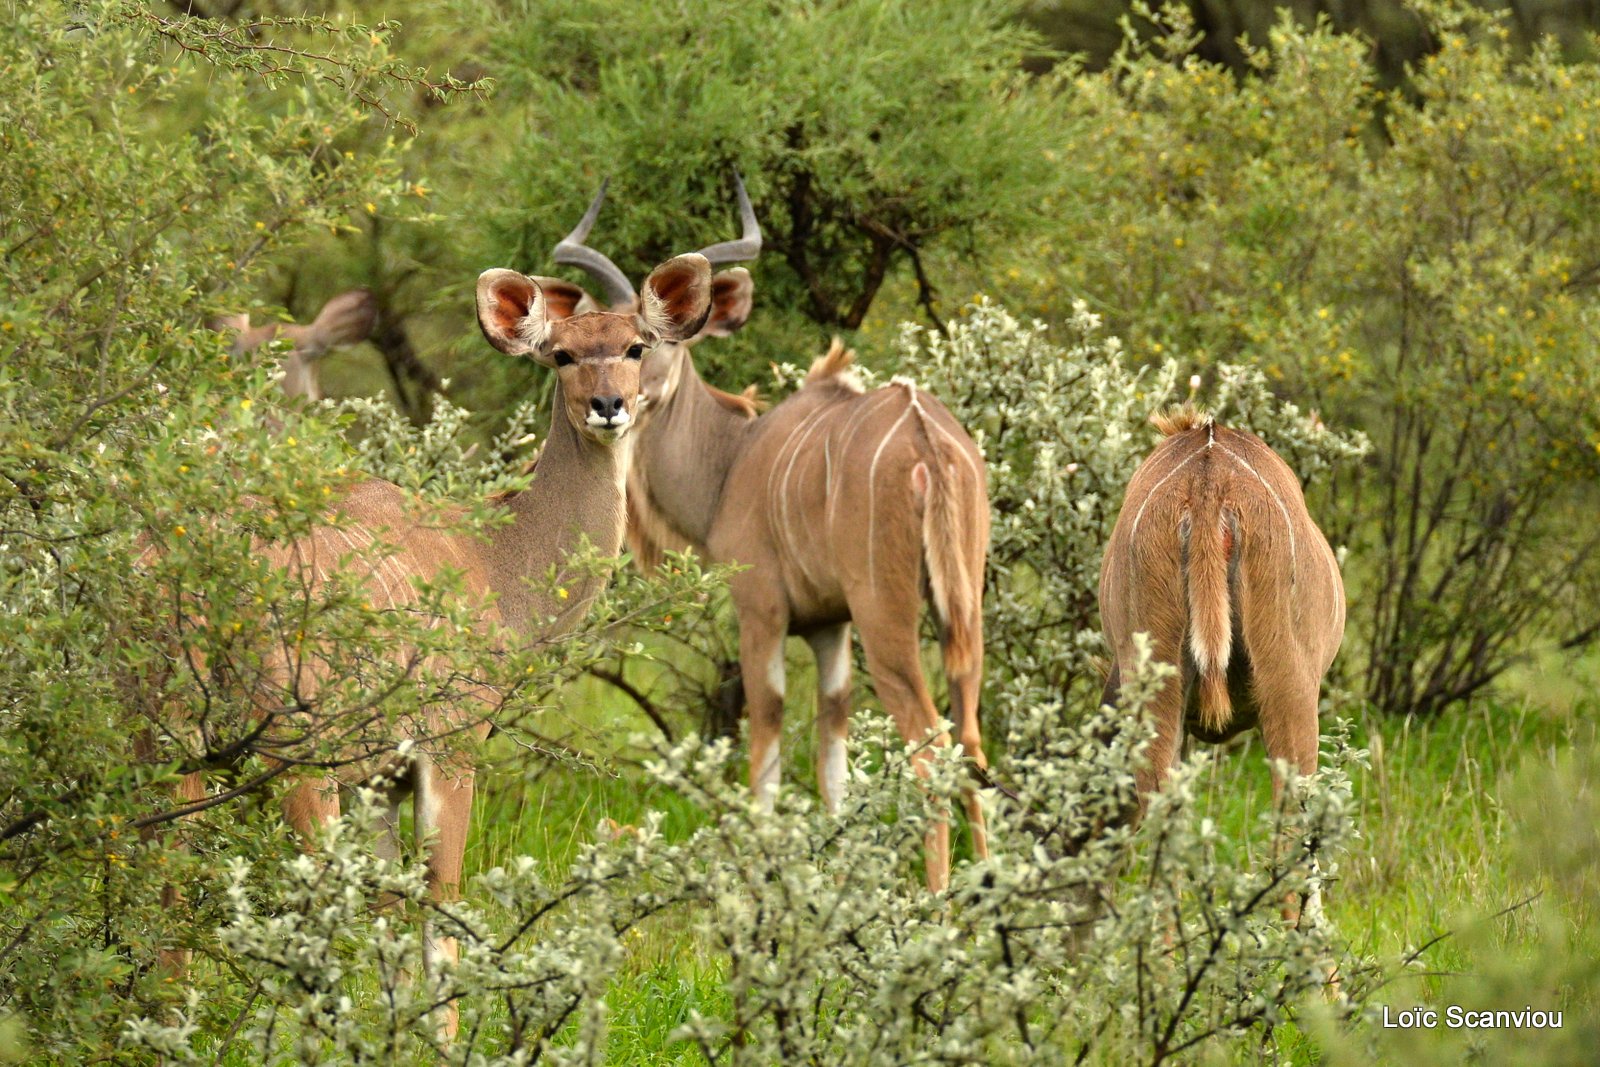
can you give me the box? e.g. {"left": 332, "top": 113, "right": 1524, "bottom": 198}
{"left": 149, "top": 243, "right": 716, "bottom": 1039}
{"left": 552, "top": 177, "right": 991, "bottom": 891}
{"left": 1099, "top": 407, "right": 1345, "bottom": 818}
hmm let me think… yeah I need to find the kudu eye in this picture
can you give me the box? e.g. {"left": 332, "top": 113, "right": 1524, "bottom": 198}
{"left": 551, "top": 349, "right": 574, "bottom": 368}
{"left": 626, "top": 343, "right": 647, "bottom": 361}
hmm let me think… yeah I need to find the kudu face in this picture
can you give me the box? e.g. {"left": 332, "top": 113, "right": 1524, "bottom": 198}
{"left": 474, "top": 257, "right": 714, "bottom": 444}
{"left": 538, "top": 175, "right": 762, "bottom": 426}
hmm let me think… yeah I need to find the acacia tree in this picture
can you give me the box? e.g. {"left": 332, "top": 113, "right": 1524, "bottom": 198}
{"left": 476, "top": 0, "right": 1062, "bottom": 365}
{"left": 986, "top": 4, "right": 1600, "bottom": 716}
{"left": 0, "top": 3, "right": 518, "bottom": 1056}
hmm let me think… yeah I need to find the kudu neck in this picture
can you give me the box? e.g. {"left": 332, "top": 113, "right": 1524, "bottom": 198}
{"left": 637, "top": 351, "right": 755, "bottom": 549}
{"left": 490, "top": 381, "right": 629, "bottom": 638}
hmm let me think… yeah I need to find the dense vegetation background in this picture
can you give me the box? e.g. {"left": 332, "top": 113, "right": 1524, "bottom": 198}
{"left": 1, "top": 0, "right": 1597, "bottom": 1062}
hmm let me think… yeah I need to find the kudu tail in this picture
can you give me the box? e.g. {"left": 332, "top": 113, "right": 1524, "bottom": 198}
{"left": 915, "top": 449, "right": 984, "bottom": 679}
{"left": 1186, "top": 487, "right": 1234, "bottom": 735}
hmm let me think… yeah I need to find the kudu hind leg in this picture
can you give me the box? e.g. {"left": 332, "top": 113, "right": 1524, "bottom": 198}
{"left": 854, "top": 607, "right": 951, "bottom": 893}
{"left": 736, "top": 595, "right": 790, "bottom": 813}
{"left": 416, "top": 754, "right": 476, "bottom": 1041}
{"left": 1257, "top": 674, "right": 1323, "bottom": 927}
{"left": 945, "top": 628, "right": 989, "bottom": 860}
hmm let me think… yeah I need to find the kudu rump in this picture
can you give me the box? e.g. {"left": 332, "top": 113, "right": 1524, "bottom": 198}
{"left": 553, "top": 179, "right": 991, "bottom": 891}
{"left": 1099, "top": 408, "right": 1346, "bottom": 817}
{"left": 153, "top": 247, "right": 715, "bottom": 1038}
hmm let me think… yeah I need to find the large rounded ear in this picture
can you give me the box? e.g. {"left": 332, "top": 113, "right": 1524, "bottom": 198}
{"left": 529, "top": 277, "right": 601, "bottom": 320}
{"left": 476, "top": 269, "right": 550, "bottom": 358}
{"left": 638, "top": 253, "right": 713, "bottom": 342}
{"left": 689, "top": 268, "right": 754, "bottom": 343}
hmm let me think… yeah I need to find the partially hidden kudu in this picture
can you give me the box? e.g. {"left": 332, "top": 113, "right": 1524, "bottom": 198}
{"left": 154, "top": 247, "right": 716, "bottom": 1038}
{"left": 549, "top": 178, "right": 992, "bottom": 891}
{"left": 213, "top": 288, "right": 380, "bottom": 401}
{"left": 1098, "top": 407, "right": 1346, "bottom": 823}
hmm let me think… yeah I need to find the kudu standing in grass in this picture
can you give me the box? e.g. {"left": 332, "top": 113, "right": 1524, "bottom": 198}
{"left": 549, "top": 179, "right": 991, "bottom": 891}
{"left": 153, "top": 246, "right": 714, "bottom": 1038}
{"left": 213, "top": 288, "right": 379, "bottom": 401}
{"left": 1099, "top": 407, "right": 1345, "bottom": 843}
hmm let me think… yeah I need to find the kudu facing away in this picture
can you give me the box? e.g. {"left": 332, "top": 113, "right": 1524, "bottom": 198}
{"left": 213, "top": 288, "right": 379, "bottom": 400}
{"left": 1099, "top": 407, "right": 1346, "bottom": 816}
{"left": 154, "top": 249, "right": 714, "bottom": 1038}
{"left": 551, "top": 180, "right": 991, "bottom": 892}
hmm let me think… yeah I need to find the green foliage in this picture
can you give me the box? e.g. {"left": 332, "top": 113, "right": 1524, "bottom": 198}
{"left": 988, "top": 2, "right": 1600, "bottom": 714}
{"left": 1319, "top": 720, "right": 1600, "bottom": 1066}
{"left": 477, "top": 0, "right": 1062, "bottom": 360}
{"left": 897, "top": 299, "right": 1366, "bottom": 725}
{"left": 6, "top": 0, "right": 1597, "bottom": 1061}
{"left": 120, "top": 642, "right": 1366, "bottom": 1064}
{"left": 0, "top": 2, "right": 417, "bottom": 1050}
{"left": 0, "top": 4, "right": 702, "bottom": 1058}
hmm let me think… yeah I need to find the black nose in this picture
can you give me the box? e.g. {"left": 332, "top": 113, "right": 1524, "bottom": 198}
{"left": 591, "top": 395, "right": 625, "bottom": 420}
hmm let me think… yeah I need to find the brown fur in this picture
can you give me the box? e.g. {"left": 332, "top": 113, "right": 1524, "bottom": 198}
{"left": 554, "top": 191, "right": 989, "bottom": 891}
{"left": 1149, "top": 402, "right": 1208, "bottom": 437}
{"left": 805, "top": 336, "right": 862, "bottom": 385}
{"left": 706, "top": 383, "right": 762, "bottom": 418}
{"left": 215, "top": 289, "right": 378, "bottom": 401}
{"left": 629, "top": 337, "right": 992, "bottom": 893}
{"left": 1099, "top": 414, "right": 1346, "bottom": 815}
{"left": 153, "top": 256, "right": 712, "bottom": 1041}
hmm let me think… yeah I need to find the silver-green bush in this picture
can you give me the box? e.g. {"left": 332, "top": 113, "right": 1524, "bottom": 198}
{"left": 125, "top": 637, "right": 1366, "bottom": 1064}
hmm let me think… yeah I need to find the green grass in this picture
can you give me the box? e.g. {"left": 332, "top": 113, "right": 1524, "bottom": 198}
{"left": 442, "top": 642, "right": 1599, "bottom": 1064}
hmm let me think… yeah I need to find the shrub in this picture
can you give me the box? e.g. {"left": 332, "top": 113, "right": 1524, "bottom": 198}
{"left": 897, "top": 299, "right": 1367, "bottom": 732}
{"left": 996, "top": 2, "right": 1600, "bottom": 714}
{"left": 0, "top": 4, "right": 693, "bottom": 1058}
{"left": 475, "top": 0, "right": 1062, "bottom": 356}
{"left": 123, "top": 639, "right": 1368, "bottom": 1064}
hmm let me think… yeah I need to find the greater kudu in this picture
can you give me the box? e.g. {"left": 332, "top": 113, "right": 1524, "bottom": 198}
{"left": 549, "top": 180, "right": 992, "bottom": 891}
{"left": 154, "top": 247, "right": 714, "bottom": 1038}
{"left": 213, "top": 288, "right": 380, "bottom": 401}
{"left": 1099, "top": 406, "right": 1345, "bottom": 814}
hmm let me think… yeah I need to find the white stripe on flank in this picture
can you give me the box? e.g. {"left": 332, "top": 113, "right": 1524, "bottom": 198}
{"left": 1129, "top": 446, "right": 1205, "bottom": 536}
{"left": 827, "top": 388, "right": 901, "bottom": 534}
{"left": 334, "top": 525, "right": 393, "bottom": 608}
{"left": 903, "top": 386, "right": 982, "bottom": 489}
{"left": 865, "top": 393, "right": 918, "bottom": 592}
{"left": 777, "top": 404, "right": 836, "bottom": 588}
{"left": 1214, "top": 441, "right": 1297, "bottom": 583}
{"left": 823, "top": 436, "right": 833, "bottom": 503}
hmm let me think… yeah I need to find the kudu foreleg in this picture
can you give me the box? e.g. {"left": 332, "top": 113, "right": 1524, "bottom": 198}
{"left": 415, "top": 753, "right": 475, "bottom": 1042}
{"left": 737, "top": 604, "right": 789, "bottom": 813}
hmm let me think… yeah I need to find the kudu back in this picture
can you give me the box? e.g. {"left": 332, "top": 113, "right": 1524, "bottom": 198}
{"left": 1099, "top": 407, "right": 1345, "bottom": 809}
{"left": 543, "top": 177, "right": 992, "bottom": 892}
